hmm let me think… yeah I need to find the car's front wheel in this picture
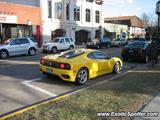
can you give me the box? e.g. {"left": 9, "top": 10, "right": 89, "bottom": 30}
{"left": 113, "top": 62, "right": 120, "bottom": 74}
{"left": 52, "top": 47, "right": 57, "bottom": 54}
{"left": 75, "top": 68, "right": 88, "bottom": 85}
{"left": 28, "top": 48, "right": 36, "bottom": 56}
{"left": 0, "top": 50, "right": 8, "bottom": 59}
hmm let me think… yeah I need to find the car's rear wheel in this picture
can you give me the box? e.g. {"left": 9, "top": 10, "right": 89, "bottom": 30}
{"left": 28, "top": 48, "right": 36, "bottom": 56}
{"left": 0, "top": 50, "right": 8, "bottom": 59}
{"left": 96, "top": 44, "right": 100, "bottom": 49}
{"left": 69, "top": 45, "right": 74, "bottom": 50}
{"left": 75, "top": 68, "right": 88, "bottom": 85}
{"left": 144, "top": 55, "right": 149, "bottom": 63}
{"left": 107, "top": 44, "right": 110, "bottom": 48}
{"left": 113, "top": 62, "right": 120, "bottom": 74}
{"left": 52, "top": 47, "right": 57, "bottom": 54}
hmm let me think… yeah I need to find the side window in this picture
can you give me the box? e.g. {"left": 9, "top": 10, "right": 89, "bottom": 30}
{"left": 93, "top": 51, "right": 108, "bottom": 59}
{"left": 65, "top": 38, "right": 70, "bottom": 43}
{"left": 59, "top": 39, "right": 64, "bottom": 44}
{"left": 87, "top": 53, "right": 95, "bottom": 59}
{"left": 30, "top": 37, "right": 37, "bottom": 43}
{"left": 10, "top": 39, "right": 20, "bottom": 45}
{"left": 20, "top": 38, "right": 29, "bottom": 44}
{"left": 70, "top": 38, "right": 73, "bottom": 42}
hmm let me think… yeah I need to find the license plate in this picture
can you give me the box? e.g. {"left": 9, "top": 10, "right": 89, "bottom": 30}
{"left": 47, "top": 68, "right": 53, "bottom": 74}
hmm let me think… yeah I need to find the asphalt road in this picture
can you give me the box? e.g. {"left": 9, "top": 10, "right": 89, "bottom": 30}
{"left": 0, "top": 47, "right": 146, "bottom": 116}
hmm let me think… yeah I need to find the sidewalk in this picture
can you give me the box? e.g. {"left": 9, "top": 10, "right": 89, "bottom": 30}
{"left": 134, "top": 94, "right": 160, "bottom": 120}
{"left": 134, "top": 63, "right": 160, "bottom": 120}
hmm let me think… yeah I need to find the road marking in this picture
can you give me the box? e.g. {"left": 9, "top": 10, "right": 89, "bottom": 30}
{"left": 0, "top": 60, "right": 39, "bottom": 65}
{"left": 22, "top": 78, "right": 57, "bottom": 97}
{"left": 128, "top": 70, "right": 160, "bottom": 73}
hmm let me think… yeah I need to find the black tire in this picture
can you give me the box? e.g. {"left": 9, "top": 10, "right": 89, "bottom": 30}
{"left": 107, "top": 44, "right": 110, "bottom": 48}
{"left": 52, "top": 47, "right": 57, "bottom": 54}
{"left": 69, "top": 45, "right": 74, "bottom": 50}
{"left": 96, "top": 44, "right": 100, "bottom": 49}
{"left": 75, "top": 68, "right": 88, "bottom": 85}
{"left": 113, "top": 62, "right": 120, "bottom": 74}
{"left": 118, "top": 43, "right": 121, "bottom": 47}
{"left": 28, "top": 48, "right": 36, "bottom": 56}
{"left": 0, "top": 50, "right": 8, "bottom": 59}
{"left": 144, "top": 55, "right": 149, "bottom": 63}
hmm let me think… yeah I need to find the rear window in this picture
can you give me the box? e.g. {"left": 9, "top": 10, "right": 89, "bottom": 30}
{"left": 127, "top": 42, "right": 145, "bottom": 48}
{"left": 29, "top": 37, "right": 37, "bottom": 43}
{"left": 59, "top": 50, "right": 85, "bottom": 59}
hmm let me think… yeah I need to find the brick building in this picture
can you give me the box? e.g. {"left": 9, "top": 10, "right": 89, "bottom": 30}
{"left": 0, "top": 1, "right": 41, "bottom": 46}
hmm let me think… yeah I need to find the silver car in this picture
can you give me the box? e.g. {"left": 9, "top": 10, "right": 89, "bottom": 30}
{"left": 0, "top": 37, "right": 37, "bottom": 59}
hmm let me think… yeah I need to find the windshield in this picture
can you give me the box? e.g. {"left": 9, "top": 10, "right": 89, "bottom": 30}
{"left": 4, "top": 38, "right": 12, "bottom": 44}
{"left": 59, "top": 50, "right": 85, "bottom": 59}
{"left": 126, "top": 42, "right": 145, "bottom": 48}
{"left": 51, "top": 38, "right": 59, "bottom": 43}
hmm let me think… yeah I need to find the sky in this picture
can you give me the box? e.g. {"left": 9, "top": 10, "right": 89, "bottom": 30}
{"left": 104, "top": 0, "right": 158, "bottom": 18}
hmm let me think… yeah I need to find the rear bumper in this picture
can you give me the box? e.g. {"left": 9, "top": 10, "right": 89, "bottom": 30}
{"left": 40, "top": 64, "right": 77, "bottom": 82}
{"left": 122, "top": 53, "right": 145, "bottom": 60}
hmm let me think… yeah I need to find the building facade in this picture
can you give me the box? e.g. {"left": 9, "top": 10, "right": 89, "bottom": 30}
{"left": 0, "top": 0, "right": 41, "bottom": 46}
{"left": 41, "top": 0, "right": 104, "bottom": 45}
{"left": 104, "top": 23, "right": 128, "bottom": 40}
{"left": 105, "top": 16, "right": 146, "bottom": 39}
{"left": 0, "top": 0, "right": 104, "bottom": 46}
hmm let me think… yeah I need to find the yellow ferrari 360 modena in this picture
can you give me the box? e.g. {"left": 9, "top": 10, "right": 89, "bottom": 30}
{"left": 40, "top": 49, "right": 123, "bottom": 85}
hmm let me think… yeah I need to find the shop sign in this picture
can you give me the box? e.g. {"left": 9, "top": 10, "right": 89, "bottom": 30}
{"left": 0, "top": 15, "right": 17, "bottom": 23}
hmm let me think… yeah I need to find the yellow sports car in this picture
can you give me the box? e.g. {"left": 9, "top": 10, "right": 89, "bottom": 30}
{"left": 40, "top": 49, "right": 123, "bottom": 85}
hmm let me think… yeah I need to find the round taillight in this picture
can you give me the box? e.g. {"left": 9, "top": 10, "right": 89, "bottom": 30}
{"left": 40, "top": 58, "right": 45, "bottom": 64}
{"left": 60, "top": 63, "right": 65, "bottom": 69}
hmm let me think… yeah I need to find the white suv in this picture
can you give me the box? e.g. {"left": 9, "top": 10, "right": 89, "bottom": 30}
{"left": 42, "top": 37, "right": 75, "bottom": 53}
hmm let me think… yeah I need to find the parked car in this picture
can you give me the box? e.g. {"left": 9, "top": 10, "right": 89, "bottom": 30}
{"left": 121, "top": 41, "right": 152, "bottom": 63}
{"left": 86, "top": 37, "right": 111, "bottom": 49}
{"left": 127, "top": 38, "right": 151, "bottom": 44}
{"left": 0, "top": 37, "right": 37, "bottom": 59}
{"left": 40, "top": 49, "right": 123, "bottom": 85}
{"left": 42, "top": 37, "right": 75, "bottom": 53}
{"left": 111, "top": 38, "right": 127, "bottom": 47}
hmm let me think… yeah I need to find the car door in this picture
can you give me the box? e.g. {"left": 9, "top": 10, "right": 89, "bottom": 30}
{"left": 19, "top": 38, "right": 30, "bottom": 54}
{"left": 92, "top": 51, "right": 112, "bottom": 75}
{"left": 8, "top": 38, "right": 21, "bottom": 55}
{"left": 58, "top": 38, "right": 66, "bottom": 50}
{"left": 65, "top": 37, "right": 71, "bottom": 49}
